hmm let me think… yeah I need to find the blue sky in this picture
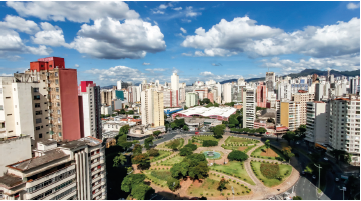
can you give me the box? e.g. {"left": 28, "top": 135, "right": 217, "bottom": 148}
{"left": 0, "top": 1, "right": 359, "bottom": 86}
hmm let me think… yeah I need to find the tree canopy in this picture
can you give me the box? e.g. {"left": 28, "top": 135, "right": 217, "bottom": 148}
{"left": 132, "top": 144, "right": 143, "bottom": 155}
{"left": 202, "top": 140, "right": 218, "bottom": 147}
{"left": 227, "top": 150, "right": 249, "bottom": 161}
{"left": 170, "top": 153, "right": 209, "bottom": 180}
{"left": 144, "top": 136, "right": 154, "bottom": 150}
{"left": 132, "top": 153, "right": 150, "bottom": 170}
{"left": 113, "top": 153, "right": 127, "bottom": 167}
{"left": 153, "top": 130, "right": 161, "bottom": 138}
{"left": 213, "top": 124, "right": 225, "bottom": 138}
{"left": 282, "top": 131, "right": 296, "bottom": 144}
{"left": 218, "top": 178, "right": 229, "bottom": 191}
{"left": 131, "top": 183, "right": 155, "bottom": 200}
{"left": 167, "top": 177, "right": 180, "bottom": 191}
{"left": 121, "top": 174, "right": 146, "bottom": 193}
{"left": 179, "top": 147, "right": 193, "bottom": 156}
{"left": 147, "top": 148, "right": 159, "bottom": 157}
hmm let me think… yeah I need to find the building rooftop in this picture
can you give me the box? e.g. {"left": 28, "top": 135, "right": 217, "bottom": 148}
{"left": 175, "top": 106, "right": 236, "bottom": 118}
{"left": 8, "top": 149, "right": 68, "bottom": 172}
{"left": 37, "top": 139, "right": 57, "bottom": 146}
{"left": 0, "top": 174, "right": 23, "bottom": 188}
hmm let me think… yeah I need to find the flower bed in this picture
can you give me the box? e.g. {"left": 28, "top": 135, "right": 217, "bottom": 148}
{"left": 260, "top": 163, "right": 280, "bottom": 179}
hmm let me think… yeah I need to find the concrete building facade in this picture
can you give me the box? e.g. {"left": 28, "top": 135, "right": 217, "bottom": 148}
{"left": 257, "top": 82, "right": 267, "bottom": 108}
{"left": 305, "top": 101, "right": 328, "bottom": 144}
{"left": 242, "top": 88, "right": 256, "bottom": 129}
{"left": 141, "top": 89, "right": 164, "bottom": 127}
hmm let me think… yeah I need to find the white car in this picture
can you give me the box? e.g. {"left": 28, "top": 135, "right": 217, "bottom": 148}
{"left": 312, "top": 175, "right": 316, "bottom": 179}
{"left": 335, "top": 178, "right": 339, "bottom": 182}
{"left": 323, "top": 157, "right": 329, "bottom": 161}
{"left": 296, "top": 142, "right": 300, "bottom": 145}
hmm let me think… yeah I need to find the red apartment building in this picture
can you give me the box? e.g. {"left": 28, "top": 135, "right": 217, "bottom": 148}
{"left": 257, "top": 82, "right": 267, "bottom": 108}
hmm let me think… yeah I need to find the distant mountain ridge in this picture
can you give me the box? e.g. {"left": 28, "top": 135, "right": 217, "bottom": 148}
{"left": 219, "top": 69, "right": 360, "bottom": 84}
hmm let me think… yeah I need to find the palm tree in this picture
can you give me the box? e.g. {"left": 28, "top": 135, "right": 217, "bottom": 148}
{"left": 113, "top": 152, "right": 127, "bottom": 167}
{"left": 264, "top": 139, "right": 271, "bottom": 154}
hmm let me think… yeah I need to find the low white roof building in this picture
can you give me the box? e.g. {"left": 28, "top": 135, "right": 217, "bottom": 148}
{"left": 172, "top": 106, "right": 236, "bottom": 121}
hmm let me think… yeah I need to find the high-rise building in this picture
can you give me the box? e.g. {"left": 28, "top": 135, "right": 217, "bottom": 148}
{"left": 256, "top": 82, "right": 267, "bottom": 108}
{"left": 293, "top": 92, "right": 314, "bottom": 125}
{"left": 328, "top": 96, "right": 360, "bottom": 165}
{"left": 349, "top": 77, "right": 360, "bottom": 95}
{"left": 185, "top": 92, "right": 199, "bottom": 108}
{"left": 163, "top": 89, "right": 179, "bottom": 108}
{"left": 242, "top": 88, "right": 256, "bottom": 128}
{"left": 312, "top": 74, "right": 318, "bottom": 83}
{"left": 0, "top": 137, "right": 107, "bottom": 200}
{"left": 222, "top": 83, "right": 232, "bottom": 103}
{"left": 305, "top": 101, "right": 329, "bottom": 145}
{"left": 116, "top": 80, "right": 130, "bottom": 90}
{"left": 266, "top": 72, "right": 275, "bottom": 92}
{"left": 100, "top": 90, "right": 115, "bottom": 106}
{"left": 78, "top": 81, "right": 102, "bottom": 139}
{"left": 141, "top": 89, "right": 164, "bottom": 127}
{"left": 278, "top": 101, "right": 300, "bottom": 131}
{"left": 171, "top": 73, "right": 179, "bottom": 99}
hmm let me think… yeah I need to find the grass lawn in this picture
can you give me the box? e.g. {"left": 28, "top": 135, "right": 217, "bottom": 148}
{"left": 210, "top": 161, "right": 255, "bottom": 185}
{"left": 144, "top": 170, "right": 172, "bottom": 187}
{"left": 224, "top": 136, "right": 258, "bottom": 144}
{"left": 187, "top": 174, "right": 251, "bottom": 197}
{"left": 251, "top": 161, "right": 292, "bottom": 187}
{"left": 222, "top": 145, "right": 256, "bottom": 153}
{"left": 192, "top": 135, "right": 220, "bottom": 142}
{"left": 156, "top": 138, "right": 184, "bottom": 149}
{"left": 159, "top": 155, "right": 185, "bottom": 165}
{"left": 251, "top": 145, "right": 287, "bottom": 160}
{"left": 149, "top": 150, "right": 172, "bottom": 162}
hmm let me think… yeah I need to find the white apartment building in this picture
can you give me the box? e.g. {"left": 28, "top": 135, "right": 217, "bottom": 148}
{"left": 277, "top": 83, "right": 292, "bottom": 101}
{"left": 293, "top": 92, "right": 315, "bottom": 125}
{"left": 185, "top": 92, "right": 199, "bottom": 108}
{"left": 79, "top": 82, "right": 102, "bottom": 139}
{"left": 242, "top": 87, "right": 256, "bottom": 128}
{"left": 349, "top": 77, "right": 360, "bottom": 95}
{"left": 171, "top": 73, "right": 179, "bottom": 101}
{"left": 305, "top": 101, "right": 329, "bottom": 145}
{"left": 0, "top": 74, "right": 50, "bottom": 146}
{"left": 141, "top": 89, "right": 164, "bottom": 127}
{"left": 101, "top": 105, "right": 112, "bottom": 115}
{"left": 328, "top": 96, "right": 360, "bottom": 165}
{"left": 266, "top": 72, "right": 275, "bottom": 92}
{"left": 163, "top": 89, "right": 179, "bottom": 108}
{"left": 222, "top": 83, "right": 232, "bottom": 103}
{"left": 0, "top": 137, "right": 107, "bottom": 200}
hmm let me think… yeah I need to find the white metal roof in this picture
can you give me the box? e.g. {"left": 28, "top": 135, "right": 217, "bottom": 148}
{"left": 177, "top": 106, "right": 236, "bottom": 118}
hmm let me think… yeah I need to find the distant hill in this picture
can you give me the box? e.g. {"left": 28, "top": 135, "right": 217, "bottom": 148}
{"left": 220, "top": 69, "right": 360, "bottom": 84}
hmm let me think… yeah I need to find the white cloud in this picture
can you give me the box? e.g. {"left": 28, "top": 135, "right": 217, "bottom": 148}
{"left": 153, "top": 10, "right": 165, "bottom": 15}
{"left": 260, "top": 53, "right": 360, "bottom": 72}
{"left": 180, "top": 27, "right": 187, "bottom": 34}
{"left": 145, "top": 68, "right": 167, "bottom": 73}
{"left": 200, "top": 71, "right": 214, "bottom": 76}
{"left": 31, "top": 22, "right": 69, "bottom": 47}
{"left": 347, "top": 2, "right": 360, "bottom": 10}
{"left": 74, "top": 64, "right": 80, "bottom": 68}
{"left": 182, "top": 53, "right": 193, "bottom": 56}
{"left": 142, "top": 62, "right": 150, "bottom": 65}
{"left": 185, "top": 6, "right": 201, "bottom": 17}
{"left": 159, "top": 4, "right": 168, "bottom": 9}
{"left": 0, "top": 28, "right": 52, "bottom": 57}
{"left": 175, "top": 33, "right": 185, "bottom": 38}
{"left": 172, "top": 7, "right": 182, "bottom": 11}
{"left": 7, "top": 1, "right": 139, "bottom": 23}
{"left": 70, "top": 18, "right": 166, "bottom": 59}
{"left": 84, "top": 65, "right": 147, "bottom": 84}
{"left": 0, "top": 15, "right": 40, "bottom": 34}
{"left": 182, "top": 19, "right": 192, "bottom": 23}
{"left": 182, "top": 16, "right": 360, "bottom": 59}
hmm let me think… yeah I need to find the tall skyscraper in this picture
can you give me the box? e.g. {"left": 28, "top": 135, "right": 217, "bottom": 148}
{"left": 256, "top": 82, "right": 267, "bottom": 108}
{"left": 242, "top": 87, "right": 256, "bottom": 128}
{"left": 171, "top": 73, "right": 179, "bottom": 101}
{"left": 222, "top": 83, "right": 232, "bottom": 103}
{"left": 79, "top": 81, "right": 102, "bottom": 139}
{"left": 293, "top": 92, "right": 314, "bottom": 125}
{"left": 278, "top": 101, "right": 300, "bottom": 131}
{"left": 266, "top": 72, "right": 275, "bottom": 92}
{"left": 141, "top": 89, "right": 164, "bottom": 127}
{"left": 305, "top": 101, "right": 329, "bottom": 145}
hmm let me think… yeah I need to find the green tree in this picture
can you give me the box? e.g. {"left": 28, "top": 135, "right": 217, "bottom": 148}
{"left": 257, "top": 127, "right": 267, "bottom": 134}
{"left": 167, "top": 177, "right": 180, "bottom": 191}
{"left": 218, "top": 178, "right": 229, "bottom": 191}
{"left": 113, "top": 153, "right": 127, "bottom": 167}
{"left": 184, "top": 106, "right": 188, "bottom": 110}
{"left": 213, "top": 102, "right": 220, "bottom": 107}
{"left": 170, "top": 122, "right": 177, "bottom": 129}
{"left": 121, "top": 174, "right": 146, "bottom": 193}
{"left": 126, "top": 110, "right": 134, "bottom": 115}
{"left": 179, "top": 147, "right": 193, "bottom": 156}
{"left": 153, "top": 130, "right": 161, "bottom": 139}
{"left": 264, "top": 139, "right": 271, "bottom": 154}
{"left": 282, "top": 146, "right": 295, "bottom": 162}
{"left": 282, "top": 131, "right": 296, "bottom": 145}
{"left": 144, "top": 136, "right": 154, "bottom": 150}
{"left": 183, "top": 125, "right": 189, "bottom": 131}
{"left": 188, "top": 161, "right": 209, "bottom": 179}
{"left": 183, "top": 143, "right": 197, "bottom": 151}
{"left": 227, "top": 150, "right": 249, "bottom": 161}
{"left": 213, "top": 125, "right": 225, "bottom": 138}
{"left": 120, "top": 109, "right": 126, "bottom": 114}
{"left": 131, "top": 183, "right": 155, "bottom": 200}
{"left": 132, "top": 153, "right": 150, "bottom": 170}
{"left": 132, "top": 144, "right": 143, "bottom": 155}
{"left": 202, "top": 98, "right": 211, "bottom": 104}
{"left": 119, "top": 125, "right": 130, "bottom": 135}
{"left": 147, "top": 148, "right": 159, "bottom": 157}
{"left": 293, "top": 196, "right": 302, "bottom": 200}
{"left": 170, "top": 162, "right": 189, "bottom": 178}
{"left": 229, "top": 114, "right": 239, "bottom": 126}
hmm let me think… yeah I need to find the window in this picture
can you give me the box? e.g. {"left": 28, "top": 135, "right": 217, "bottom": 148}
{"left": 57, "top": 110, "right": 61, "bottom": 114}
{"left": 39, "top": 134, "right": 43, "bottom": 138}
{"left": 34, "top": 95, "right": 40, "bottom": 100}
{"left": 59, "top": 132, "right": 62, "bottom": 136}
{"left": 56, "top": 87, "right": 59, "bottom": 92}
{"left": 55, "top": 79, "right": 59, "bottom": 84}
{"left": 56, "top": 95, "right": 60, "bottom": 99}
{"left": 35, "top": 103, "right": 40, "bottom": 108}
{"left": 55, "top": 72, "right": 58, "bottom": 77}
{"left": 36, "top": 126, "right": 40, "bottom": 130}
{"left": 33, "top": 88, "right": 39, "bottom": 92}
{"left": 0, "top": 105, "right": 3, "bottom": 110}
{"left": 35, "top": 111, "right": 42, "bottom": 115}
{"left": 36, "top": 118, "right": 42, "bottom": 124}
{"left": 0, "top": 88, "right": 2, "bottom": 94}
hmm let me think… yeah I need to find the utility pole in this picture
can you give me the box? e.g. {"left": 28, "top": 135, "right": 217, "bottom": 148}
{"left": 314, "top": 163, "right": 322, "bottom": 190}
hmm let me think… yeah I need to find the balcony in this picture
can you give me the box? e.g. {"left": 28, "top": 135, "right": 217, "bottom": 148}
{"left": 26, "top": 165, "right": 75, "bottom": 189}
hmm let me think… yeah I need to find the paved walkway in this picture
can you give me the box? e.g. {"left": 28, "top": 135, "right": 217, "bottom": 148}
{"left": 144, "top": 134, "right": 301, "bottom": 200}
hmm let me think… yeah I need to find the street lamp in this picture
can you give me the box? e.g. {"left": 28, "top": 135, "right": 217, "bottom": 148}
{"left": 314, "top": 163, "right": 322, "bottom": 190}
{"left": 340, "top": 187, "right": 346, "bottom": 200}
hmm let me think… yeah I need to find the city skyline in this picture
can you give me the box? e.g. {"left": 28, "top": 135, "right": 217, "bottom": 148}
{"left": 0, "top": 1, "right": 360, "bottom": 86}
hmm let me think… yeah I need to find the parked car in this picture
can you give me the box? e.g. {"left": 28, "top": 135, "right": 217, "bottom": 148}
{"left": 335, "top": 178, "right": 339, "bottom": 182}
{"left": 323, "top": 157, "right": 329, "bottom": 161}
{"left": 312, "top": 175, "right": 316, "bottom": 179}
{"left": 308, "top": 151, "right": 312, "bottom": 154}
{"left": 296, "top": 141, "right": 300, "bottom": 145}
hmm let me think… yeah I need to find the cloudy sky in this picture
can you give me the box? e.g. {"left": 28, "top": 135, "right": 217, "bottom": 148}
{"left": 0, "top": 1, "right": 360, "bottom": 86}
